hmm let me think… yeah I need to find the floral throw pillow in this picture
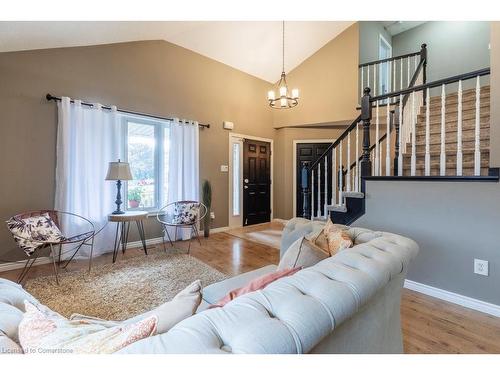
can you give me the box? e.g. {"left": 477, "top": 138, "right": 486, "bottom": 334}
{"left": 172, "top": 202, "right": 199, "bottom": 225}
{"left": 6, "top": 213, "right": 65, "bottom": 256}
{"left": 18, "top": 301, "right": 157, "bottom": 354}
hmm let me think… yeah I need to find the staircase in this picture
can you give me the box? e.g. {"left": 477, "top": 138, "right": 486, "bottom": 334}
{"left": 402, "top": 86, "right": 490, "bottom": 176}
{"left": 300, "top": 43, "right": 495, "bottom": 225}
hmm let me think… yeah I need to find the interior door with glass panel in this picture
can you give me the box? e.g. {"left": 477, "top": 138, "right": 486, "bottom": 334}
{"left": 378, "top": 34, "right": 392, "bottom": 98}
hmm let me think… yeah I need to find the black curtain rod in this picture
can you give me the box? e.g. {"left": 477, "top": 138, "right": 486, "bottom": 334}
{"left": 46, "top": 94, "right": 210, "bottom": 129}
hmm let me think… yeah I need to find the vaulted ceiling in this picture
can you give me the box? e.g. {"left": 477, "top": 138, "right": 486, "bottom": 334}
{"left": 0, "top": 21, "right": 354, "bottom": 83}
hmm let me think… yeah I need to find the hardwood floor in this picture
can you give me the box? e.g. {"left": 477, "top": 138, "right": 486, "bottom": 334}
{"left": 1, "top": 224, "right": 499, "bottom": 354}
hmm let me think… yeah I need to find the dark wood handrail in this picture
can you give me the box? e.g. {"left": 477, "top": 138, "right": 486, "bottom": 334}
{"left": 358, "top": 50, "right": 421, "bottom": 68}
{"left": 370, "top": 67, "right": 491, "bottom": 102}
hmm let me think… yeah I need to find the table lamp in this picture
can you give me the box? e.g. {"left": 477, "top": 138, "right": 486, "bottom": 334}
{"left": 105, "top": 159, "right": 133, "bottom": 214}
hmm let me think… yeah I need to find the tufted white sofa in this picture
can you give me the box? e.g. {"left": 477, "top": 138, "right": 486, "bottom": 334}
{"left": 0, "top": 218, "right": 418, "bottom": 354}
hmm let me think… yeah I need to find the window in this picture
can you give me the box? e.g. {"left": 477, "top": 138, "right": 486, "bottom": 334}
{"left": 378, "top": 34, "right": 392, "bottom": 98}
{"left": 123, "top": 116, "right": 170, "bottom": 211}
{"left": 232, "top": 142, "right": 240, "bottom": 216}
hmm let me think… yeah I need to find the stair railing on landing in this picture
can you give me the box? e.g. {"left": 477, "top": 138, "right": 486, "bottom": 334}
{"left": 301, "top": 45, "right": 428, "bottom": 220}
{"left": 369, "top": 67, "right": 490, "bottom": 178}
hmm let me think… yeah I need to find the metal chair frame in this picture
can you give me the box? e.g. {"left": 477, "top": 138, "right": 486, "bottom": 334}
{"left": 6, "top": 210, "right": 96, "bottom": 285}
{"left": 156, "top": 201, "right": 208, "bottom": 255}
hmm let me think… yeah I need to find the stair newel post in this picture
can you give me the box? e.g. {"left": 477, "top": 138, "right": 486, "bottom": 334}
{"left": 392, "top": 108, "right": 399, "bottom": 176}
{"left": 421, "top": 43, "right": 428, "bottom": 104}
{"left": 300, "top": 162, "right": 310, "bottom": 219}
{"left": 360, "top": 87, "right": 372, "bottom": 179}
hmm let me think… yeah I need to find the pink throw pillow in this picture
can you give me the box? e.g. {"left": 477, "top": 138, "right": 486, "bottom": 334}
{"left": 210, "top": 267, "right": 301, "bottom": 308}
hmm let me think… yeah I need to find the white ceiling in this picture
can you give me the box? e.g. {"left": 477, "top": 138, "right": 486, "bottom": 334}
{"left": 0, "top": 21, "right": 354, "bottom": 82}
{"left": 380, "top": 21, "right": 427, "bottom": 36}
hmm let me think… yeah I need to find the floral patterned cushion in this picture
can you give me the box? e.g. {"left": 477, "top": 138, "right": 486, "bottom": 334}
{"left": 18, "top": 301, "right": 157, "bottom": 354}
{"left": 6, "top": 213, "right": 65, "bottom": 256}
{"left": 172, "top": 202, "right": 199, "bottom": 225}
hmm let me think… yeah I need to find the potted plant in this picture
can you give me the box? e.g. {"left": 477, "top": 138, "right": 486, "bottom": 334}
{"left": 202, "top": 180, "right": 212, "bottom": 237}
{"left": 128, "top": 186, "right": 143, "bottom": 208}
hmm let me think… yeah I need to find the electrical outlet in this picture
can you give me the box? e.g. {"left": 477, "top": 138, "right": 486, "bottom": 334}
{"left": 210, "top": 212, "right": 215, "bottom": 219}
{"left": 474, "top": 259, "right": 489, "bottom": 276}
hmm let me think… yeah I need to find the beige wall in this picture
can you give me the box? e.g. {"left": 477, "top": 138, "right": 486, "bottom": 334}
{"left": 272, "top": 23, "right": 360, "bottom": 128}
{"left": 0, "top": 40, "right": 275, "bottom": 258}
{"left": 490, "top": 22, "right": 500, "bottom": 167}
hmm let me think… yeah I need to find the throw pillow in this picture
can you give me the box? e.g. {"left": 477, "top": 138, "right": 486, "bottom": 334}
{"left": 210, "top": 267, "right": 301, "bottom": 308}
{"left": 306, "top": 218, "right": 352, "bottom": 256}
{"left": 172, "top": 202, "right": 199, "bottom": 225}
{"left": 71, "top": 280, "right": 203, "bottom": 335}
{"left": 278, "top": 236, "right": 329, "bottom": 271}
{"left": 18, "top": 301, "right": 157, "bottom": 354}
{"left": 6, "top": 213, "right": 65, "bottom": 256}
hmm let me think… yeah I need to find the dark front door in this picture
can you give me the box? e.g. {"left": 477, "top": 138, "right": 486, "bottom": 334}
{"left": 243, "top": 139, "right": 271, "bottom": 226}
{"left": 296, "top": 142, "right": 332, "bottom": 217}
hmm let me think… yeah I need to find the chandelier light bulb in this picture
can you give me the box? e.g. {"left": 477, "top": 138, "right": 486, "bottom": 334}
{"left": 280, "top": 98, "right": 287, "bottom": 107}
{"left": 279, "top": 86, "right": 287, "bottom": 97}
{"left": 267, "top": 90, "right": 275, "bottom": 100}
{"left": 291, "top": 88, "right": 299, "bottom": 99}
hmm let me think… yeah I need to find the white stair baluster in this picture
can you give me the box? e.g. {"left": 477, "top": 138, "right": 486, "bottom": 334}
{"left": 367, "top": 65, "right": 370, "bottom": 92}
{"left": 474, "top": 76, "right": 481, "bottom": 176}
{"left": 425, "top": 87, "right": 431, "bottom": 176}
{"left": 317, "top": 164, "right": 321, "bottom": 218}
{"left": 411, "top": 91, "right": 416, "bottom": 176}
{"left": 311, "top": 170, "right": 315, "bottom": 219}
{"left": 374, "top": 63, "right": 377, "bottom": 96}
{"left": 400, "top": 59, "right": 403, "bottom": 90}
{"left": 398, "top": 94, "right": 403, "bottom": 176}
{"left": 324, "top": 156, "right": 328, "bottom": 215}
{"left": 414, "top": 55, "right": 418, "bottom": 77}
{"left": 360, "top": 67, "right": 364, "bottom": 103}
{"left": 457, "top": 80, "right": 463, "bottom": 176}
{"left": 331, "top": 147, "right": 337, "bottom": 205}
{"left": 407, "top": 57, "right": 410, "bottom": 88}
{"left": 338, "top": 140, "right": 343, "bottom": 204}
{"left": 347, "top": 131, "right": 351, "bottom": 192}
{"left": 371, "top": 149, "right": 375, "bottom": 175}
{"left": 391, "top": 60, "right": 395, "bottom": 94}
{"left": 375, "top": 102, "right": 380, "bottom": 176}
{"left": 386, "top": 102, "right": 391, "bottom": 176}
{"left": 355, "top": 123, "right": 359, "bottom": 191}
{"left": 440, "top": 84, "right": 446, "bottom": 176}
{"left": 379, "top": 139, "right": 383, "bottom": 176}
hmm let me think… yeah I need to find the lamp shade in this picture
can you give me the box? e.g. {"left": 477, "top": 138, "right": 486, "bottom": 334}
{"left": 105, "top": 160, "right": 133, "bottom": 181}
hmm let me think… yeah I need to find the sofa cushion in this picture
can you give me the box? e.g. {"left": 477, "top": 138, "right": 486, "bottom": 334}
{"left": 202, "top": 265, "right": 277, "bottom": 305}
{"left": 0, "top": 333, "right": 23, "bottom": 354}
{"left": 277, "top": 237, "right": 328, "bottom": 270}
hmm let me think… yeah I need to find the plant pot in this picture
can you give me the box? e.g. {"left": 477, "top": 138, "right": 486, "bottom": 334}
{"left": 129, "top": 200, "right": 140, "bottom": 208}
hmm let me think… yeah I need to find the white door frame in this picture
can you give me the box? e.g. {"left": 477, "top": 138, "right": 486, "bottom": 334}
{"left": 228, "top": 132, "right": 274, "bottom": 228}
{"left": 292, "top": 139, "right": 335, "bottom": 218}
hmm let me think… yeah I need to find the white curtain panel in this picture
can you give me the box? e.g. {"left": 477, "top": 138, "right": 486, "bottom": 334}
{"left": 55, "top": 97, "right": 121, "bottom": 258}
{"left": 166, "top": 119, "right": 200, "bottom": 240}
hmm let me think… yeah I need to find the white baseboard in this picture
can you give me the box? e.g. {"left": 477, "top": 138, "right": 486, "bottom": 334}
{"left": 0, "top": 257, "right": 53, "bottom": 273}
{"left": 404, "top": 279, "right": 500, "bottom": 318}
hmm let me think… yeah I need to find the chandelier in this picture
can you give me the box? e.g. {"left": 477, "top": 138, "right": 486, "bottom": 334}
{"left": 267, "top": 21, "right": 299, "bottom": 109}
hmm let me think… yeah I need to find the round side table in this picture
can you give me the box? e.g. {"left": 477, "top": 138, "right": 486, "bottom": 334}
{"left": 108, "top": 211, "right": 148, "bottom": 263}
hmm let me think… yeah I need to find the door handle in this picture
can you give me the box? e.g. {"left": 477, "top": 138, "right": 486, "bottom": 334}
{"left": 244, "top": 179, "right": 249, "bottom": 183}
{"left": 244, "top": 185, "right": 248, "bottom": 189}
